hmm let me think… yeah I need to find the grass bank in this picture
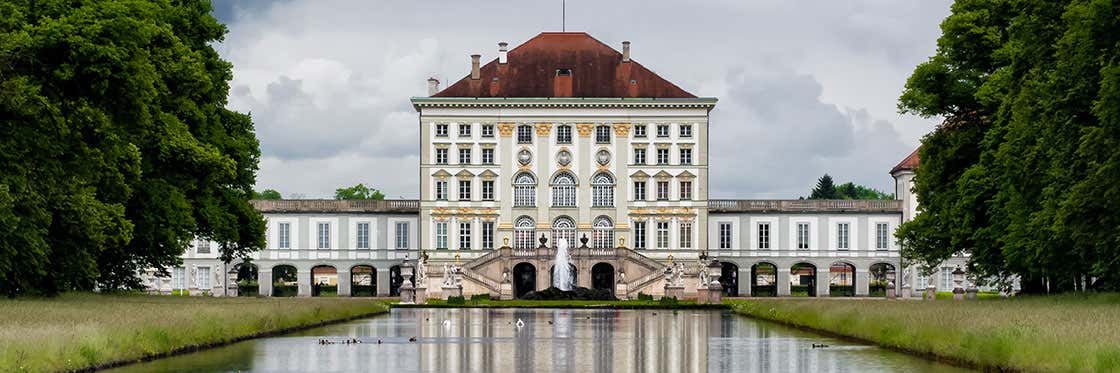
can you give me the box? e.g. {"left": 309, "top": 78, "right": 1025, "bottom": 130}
{"left": 400, "top": 298, "right": 728, "bottom": 309}
{"left": 728, "top": 294, "right": 1120, "bottom": 372}
{"left": 0, "top": 293, "right": 389, "bottom": 372}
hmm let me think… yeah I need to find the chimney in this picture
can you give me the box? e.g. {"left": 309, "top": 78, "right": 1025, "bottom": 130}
{"left": 427, "top": 77, "right": 440, "bottom": 96}
{"left": 470, "top": 54, "right": 481, "bottom": 80}
{"left": 498, "top": 42, "right": 509, "bottom": 64}
{"left": 622, "top": 41, "right": 631, "bottom": 63}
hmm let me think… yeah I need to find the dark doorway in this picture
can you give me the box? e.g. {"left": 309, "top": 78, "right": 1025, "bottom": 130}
{"left": 751, "top": 263, "right": 777, "bottom": 297}
{"left": 870, "top": 263, "right": 896, "bottom": 297}
{"left": 791, "top": 263, "right": 817, "bottom": 297}
{"left": 830, "top": 262, "right": 856, "bottom": 297}
{"left": 513, "top": 262, "right": 537, "bottom": 298}
{"left": 234, "top": 262, "right": 258, "bottom": 297}
{"left": 591, "top": 263, "right": 614, "bottom": 291}
{"left": 272, "top": 265, "right": 298, "bottom": 297}
{"left": 720, "top": 262, "right": 739, "bottom": 296}
{"left": 310, "top": 265, "right": 337, "bottom": 297}
{"left": 351, "top": 265, "right": 376, "bottom": 297}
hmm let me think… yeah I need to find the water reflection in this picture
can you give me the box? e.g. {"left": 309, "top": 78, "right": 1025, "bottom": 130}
{"left": 109, "top": 308, "right": 967, "bottom": 373}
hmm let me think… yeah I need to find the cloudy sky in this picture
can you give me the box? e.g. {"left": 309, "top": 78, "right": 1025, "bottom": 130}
{"left": 212, "top": 0, "right": 949, "bottom": 199}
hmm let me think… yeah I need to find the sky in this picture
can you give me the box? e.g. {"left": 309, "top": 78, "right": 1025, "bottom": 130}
{"left": 211, "top": 0, "right": 950, "bottom": 199}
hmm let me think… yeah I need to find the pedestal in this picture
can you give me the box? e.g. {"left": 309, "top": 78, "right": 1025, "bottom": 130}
{"left": 953, "top": 287, "right": 964, "bottom": 301}
{"left": 965, "top": 287, "right": 978, "bottom": 300}
{"left": 442, "top": 286, "right": 463, "bottom": 300}
{"left": 924, "top": 286, "right": 936, "bottom": 300}
{"left": 227, "top": 285, "right": 239, "bottom": 297}
{"left": 399, "top": 286, "right": 415, "bottom": 304}
{"left": 415, "top": 287, "right": 428, "bottom": 304}
{"left": 887, "top": 287, "right": 896, "bottom": 299}
{"left": 615, "top": 283, "right": 629, "bottom": 300}
{"left": 708, "top": 283, "right": 723, "bottom": 304}
{"left": 664, "top": 285, "right": 684, "bottom": 299}
{"left": 901, "top": 284, "right": 912, "bottom": 299}
{"left": 696, "top": 287, "right": 710, "bottom": 304}
{"left": 499, "top": 283, "right": 513, "bottom": 300}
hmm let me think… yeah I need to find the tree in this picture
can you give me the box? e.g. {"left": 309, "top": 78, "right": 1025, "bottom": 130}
{"left": 334, "top": 184, "right": 385, "bottom": 200}
{"left": 896, "top": 0, "right": 1120, "bottom": 292}
{"left": 256, "top": 189, "right": 282, "bottom": 200}
{"left": 836, "top": 182, "right": 894, "bottom": 200}
{"left": 808, "top": 174, "right": 838, "bottom": 199}
{"left": 0, "top": 0, "right": 264, "bottom": 296}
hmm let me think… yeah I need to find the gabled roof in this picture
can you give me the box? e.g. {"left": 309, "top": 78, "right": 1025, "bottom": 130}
{"left": 890, "top": 147, "right": 921, "bottom": 174}
{"left": 433, "top": 32, "right": 695, "bottom": 98}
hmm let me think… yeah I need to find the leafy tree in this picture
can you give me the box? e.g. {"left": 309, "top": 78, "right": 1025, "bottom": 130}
{"left": 0, "top": 0, "right": 264, "bottom": 296}
{"left": 808, "top": 174, "right": 838, "bottom": 199}
{"left": 256, "top": 189, "right": 282, "bottom": 200}
{"left": 334, "top": 184, "right": 385, "bottom": 200}
{"left": 896, "top": 0, "right": 1120, "bottom": 292}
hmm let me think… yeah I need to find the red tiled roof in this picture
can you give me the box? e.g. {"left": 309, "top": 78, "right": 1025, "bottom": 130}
{"left": 890, "top": 147, "right": 921, "bottom": 174}
{"left": 433, "top": 32, "right": 696, "bottom": 98}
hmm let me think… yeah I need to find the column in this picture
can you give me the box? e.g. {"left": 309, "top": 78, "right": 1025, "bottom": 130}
{"left": 337, "top": 268, "right": 352, "bottom": 297}
{"left": 856, "top": 268, "right": 871, "bottom": 296}
{"left": 777, "top": 267, "right": 791, "bottom": 296}
{"left": 259, "top": 270, "right": 273, "bottom": 297}
{"left": 816, "top": 268, "right": 831, "bottom": 297}
{"left": 376, "top": 267, "right": 391, "bottom": 296}
{"left": 498, "top": 122, "right": 515, "bottom": 243}
{"left": 297, "top": 269, "right": 312, "bottom": 297}
{"left": 737, "top": 267, "right": 750, "bottom": 297}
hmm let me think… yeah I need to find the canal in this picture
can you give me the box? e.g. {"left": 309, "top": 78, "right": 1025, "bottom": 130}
{"left": 109, "top": 308, "right": 967, "bottom": 372}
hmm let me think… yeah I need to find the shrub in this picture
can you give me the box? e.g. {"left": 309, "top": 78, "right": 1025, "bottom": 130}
{"left": 470, "top": 294, "right": 491, "bottom": 301}
{"left": 447, "top": 296, "right": 466, "bottom": 305}
{"left": 637, "top": 293, "right": 654, "bottom": 301}
{"left": 658, "top": 296, "right": 678, "bottom": 306}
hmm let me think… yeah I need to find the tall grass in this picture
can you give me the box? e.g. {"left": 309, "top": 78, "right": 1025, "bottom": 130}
{"left": 728, "top": 294, "right": 1120, "bottom": 372}
{"left": 0, "top": 293, "right": 388, "bottom": 372}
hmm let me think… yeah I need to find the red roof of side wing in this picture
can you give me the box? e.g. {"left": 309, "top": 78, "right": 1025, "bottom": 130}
{"left": 433, "top": 32, "right": 696, "bottom": 98}
{"left": 890, "top": 147, "right": 921, "bottom": 174}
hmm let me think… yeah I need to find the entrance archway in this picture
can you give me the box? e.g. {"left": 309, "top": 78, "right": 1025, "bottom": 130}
{"left": 549, "top": 263, "right": 578, "bottom": 289}
{"left": 310, "top": 265, "right": 337, "bottom": 297}
{"left": 791, "top": 263, "right": 817, "bottom": 297}
{"left": 234, "top": 262, "right": 258, "bottom": 297}
{"left": 351, "top": 265, "right": 376, "bottom": 297}
{"left": 751, "top": 263, "right": 777, "bottom": 297}
{"left": 513, "top": 262, "right": 537, "bottom": 298}
{"left": 870, "top": 263, "right": 897, "bottom": 297}
{"left": 271, "top": 265, "right": 298, "bottom": 297}
{"left": 720, "top": 262, "right": 739, "bottom": 296}
{"left": 830, "top": 262, "right": 856, "bottom": 297}
{"left": 591, "top": 263, "right": 614, "bottom": 290}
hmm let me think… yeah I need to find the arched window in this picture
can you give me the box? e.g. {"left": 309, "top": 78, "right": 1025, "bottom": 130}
{"left": 592, "top": 172, "right": 614, "bottom": 207}
{"left": 593, "top": 216, "right": 614, "bottom": 249}
{"left": 513, "top": 172, "right": 536, "bottom": 207}
{"left": 552, "top": 217, "right": 577, "bottom": 248}
{"left": 515, "top": 216, "right": 536, "bottom": 250}
{"left": 551, "top": 172, "right": 576, "bottom": 207}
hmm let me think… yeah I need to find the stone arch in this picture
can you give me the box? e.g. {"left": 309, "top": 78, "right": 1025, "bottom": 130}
{"left": 551, "top": 171, "right": 577, "bottom": 207}
{"left": 829, "top": 261, "right": 857, "bottom": 297}
{"left": 233, "top": 262, "right": 258, "bottom": 297}
{"left": 592, "top": 215, "right": 614, "bottom": 249}
{"left": 552, "top": 216, "right": 576, "bottom": 247}
{"left": 791, "top": 262, "right": 818, "bottom": 297}
{"left": 720, "top": 262, "right": 739, "bottom": 296}
{"left": 515, "top": 216, "right": 537, "bottom": 249}
{"left": 271, "top": 264, "right": 298, "bottom": 297}
{"left": 751, "top": 262, "right": 778, "bottom": 297}
{"left": 310, "top": 265, "right": 337, "bottom": 297}
{"left": 513, "top": 262, "right": 537, "bottom": 298}
{"left": 350, "top": 265, "right": 377, "bottom": 297}
{"left": 869, "top": 262, "right": 897, "bottom": 297}
{"left": 591, "top": 262, "right": 615, "bottom": 291}
{"left": 591, "top": 172, "right": 615, "bottom": 207}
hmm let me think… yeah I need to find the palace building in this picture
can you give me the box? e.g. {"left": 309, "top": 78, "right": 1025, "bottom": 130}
{"left": 152, "top": 32, "right": 952, "bottom": 299}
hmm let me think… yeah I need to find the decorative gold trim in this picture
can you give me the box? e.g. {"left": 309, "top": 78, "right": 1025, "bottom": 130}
{"left": 434, "top": 143, "right": 451, "bottom": 149}
{"left": 576, "top": 123, "right": 595, "bottom": 137}
{"left": 498, "top": 222, "right": 514, "bottom": 229}
{"left": 497, "top": 122, "right": 516, "bottom": 137}
{"left": 629, "top": 207, "right": 696, "bottom": 216}
{"left": 613, "top": 122, "right": 631, "bottom": 136}
{"left": 577, "top": 223, "right": 592, "bottom": 229}
{"left": 456, "top": 143, "right": 472, "bottom": 149}
{"left": 676, "top": 171, "right": 696, "bottom": 180}
{"left": 678, "top": 143, "right": 694, "bottom": 149}
{"left": 479, "top": 143, "right": 497, "bottom": 149}
{"left": 654, "top": 171, "right": 673, "bottom": 181}
{"left": 632, "top": 143, "right": 649, "bottom": 149}
{"left": 535, "top": 122, "right": 552, "bottom": 136}
{"left": 655, "top": 142, "right": 671, "bottom": 149}
{"left": 478, "top": 170, "right": 498, "bottom": 180}
{"left": 455, "top": 170, "right": 475, "bottom": 179}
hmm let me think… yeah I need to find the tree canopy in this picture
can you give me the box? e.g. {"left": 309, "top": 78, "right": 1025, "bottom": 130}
{"left": 0, "top": 0, "right": 264, "bottom": 296}
{"left": 256, "top": 189, "right": 282, "bottom": 200}
{"left": 896, "top": 0, "right": 1120, "bottom": 292}
{"left": 334, "top": 184, "right": 385, "bottom": 200}
{"left": 806, "top": 174, "right": 893, "bottom": 200}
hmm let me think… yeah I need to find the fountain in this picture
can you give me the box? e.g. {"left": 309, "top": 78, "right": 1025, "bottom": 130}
{"left": 552, "top": 238, "right": 574, "bottom": 291}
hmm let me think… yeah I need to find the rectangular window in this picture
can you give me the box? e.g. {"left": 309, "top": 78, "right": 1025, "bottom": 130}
{"left": 595, "top": 125, "right": 611, "bottom": 144}
{"left": 172, "top": 267, "right": 186, "bottom": 290}
{"left": 197, "top": 266, "right": 210, "bottom": 290}
{"left": 656, "top": 149, "right": 669, "bottom": 165}
{"left": 634, "top": 124, "right": 647, "bottom": 137}
{"left": 797, "top": 223, "right": 810, "bottom": 249}
{"left": 679, "top": 148, "right": 692, "bottom": 165}
{"left": 481, "top": 124, "right": 494, "bottom": 137}
{"left": 838, "top": 223, "right": 850, "bottom": 250}
{"left": 719, "top": 222, "right": 732, "bottom": 249}
{"left": 633, "top": 148, "right": 646, "bottom": 165}
{"left": 517, "top": 125, "right": 532, "bottom": 144}
{"left": 679, "top": 221, "right": 692, "bottom": 249}
{"left": 680, "top": 124, "right": 692, "bottom": 138}
{"left": 459, "top": 222, "right": 471, "bottom": 250}
{"left": 435, "top": 123, "right": 448, "bottom": 137}
{"left": 435, "top": 181, "right": 447, "bottom": 200}
{"left": 356, "top": 222, "right": 370, "bottom": 249}
{"left": 435, "top": 148, "right": 448, "bottom": 164}
{"left": 557, "top": 125, "right": 572, "bottom": 144}
{"left": 458, "top": 123, "right": 471, "bottom": 137}
{"left": 634, "top": 221, "right": 646, "bottom": 249}
{"left": 657, "top": 124, "right": 670, "bottom": 137}
{"left": 633, "top": 181, "right": 647, "bottom": 201}
{"left": 757, "top": 223, "right": 770, "bottom": 250}
{"left": 917, "top": 274, "right": 929, "bottom": 289}
{"left": 876, "top": 223, "right": 890, "bottom": 250}
{"left": 435, "top": 222, "right": 448, "bottom": 250}
{"left": 481, "top": 180, "right": 494, "bottom": 201}
{"left": 395, "top": 222, "right": 409, "bottom": 249}
{"left": 458, "top": 180, "right": 471, "bottom": 201}
{"left": 482, "top": 221, "right": 494, "bottom": 249}
{"left": 278, "top": 222, "right": 291, "bottom": 249}
{"left": 941, "top": 267, "right": 954, "bottom": 290}
{"left": 656, "top": 181, "right": 669, "bottom": 201}
{"left": 196, "top": 239, "right": 210, "bottom": 254}
{"left": 317, "top": 222, "right": 331, "bottom": 249}
{"left": 481, "top": 148, "right": 494, "bottom": 164}
{"left": 679, "top": 181, "right": 692, "bottom": 200}
{"left": 459, "top": 148, "right": 471, "bottom": 164}
{"left": 656, "top": 222, "right": 670, "bottom": 249}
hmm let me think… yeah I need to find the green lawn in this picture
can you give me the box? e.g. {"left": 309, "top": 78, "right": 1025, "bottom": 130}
{"left": 728, "top": 294, "right": 1120, "bottom": 372}
{"left": 0, "top": 293, "right": 388, "bottom": 372}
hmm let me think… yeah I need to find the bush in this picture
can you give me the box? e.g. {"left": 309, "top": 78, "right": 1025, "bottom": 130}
{"left": 637, "top": 293, "right": 654, "bottom": 301}
{"left": 272, "top": 285, "right": 298, "bottom": 297}
{"left": 790, "top": 285, "right": 812, "bottom": 296}
{"left": 470, "top": 294, "right": 491, "bottom": 301}
{"left": 447, "top": 296, "right": 466, "bottom": 305}
{"left": 658, "top": 296, "right": 678, "bottom": 306}
{"left": 751, "top": 285, "right": 777, "bottom": 297}
{"left": 830, "top": 285, "right": 855, "bottom": 297}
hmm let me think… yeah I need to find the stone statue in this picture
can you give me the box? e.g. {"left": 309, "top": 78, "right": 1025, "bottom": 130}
{"left": 502, "top": 269, "right": 510, "bottom": 284}
{"left": 617, "top": 270, "right": 626, "bottom": 284}
{"left": 416, "top": 257, "right": 428, "bottom": 286}
{"left": 190, "top": 265, "right": 198, "bottom": 288}
{"left": 450, "top": 265, "right": 462, "bottom": 287}
{"left": 675, "top": 262, "right": 686, "bottom": 287}
{"left": 901, "top": 267, "right": 912, "bottom": 287}
{"left": 698, "top": 267, "right": 709, "bottom": 288}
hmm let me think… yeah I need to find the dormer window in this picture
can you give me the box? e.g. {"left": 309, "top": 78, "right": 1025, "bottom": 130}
{"left": 556, "top": 68, "right": 572, "bottom": 76}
